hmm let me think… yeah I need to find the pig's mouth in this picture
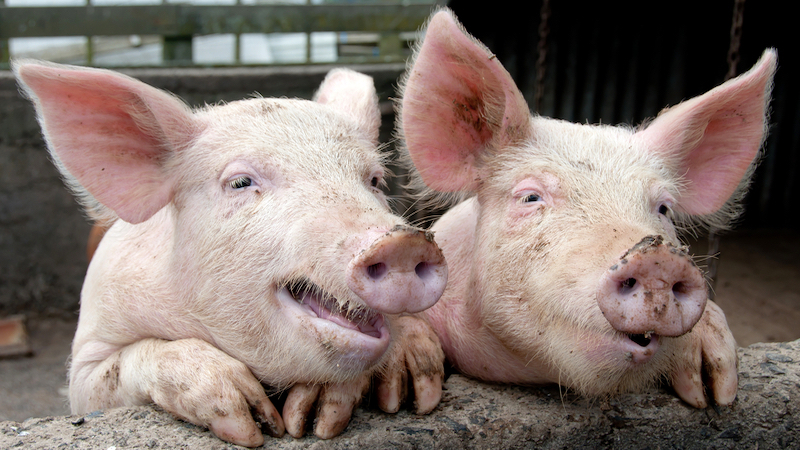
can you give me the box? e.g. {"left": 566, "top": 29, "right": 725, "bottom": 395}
{"left": 626, "top": 332, "right": 656, "bottom": 347}
{"left": 279, "top": 279, "right": 385, "bottom": 339}
{"left": 615, "top": 331, "right": 661, "bottom": 365}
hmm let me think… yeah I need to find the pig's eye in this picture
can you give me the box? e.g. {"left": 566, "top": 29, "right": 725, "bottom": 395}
{"left": 370, "top": 176, "right": 380, "bottom": 188}
{"left": 658, "top": 204, "right": 670, "bottom": 216}
{"left": 521, "top": 193, "right": 542, "bottom": 204}
{"left": 229, "top": 176, "right": 253, "bottom": 190}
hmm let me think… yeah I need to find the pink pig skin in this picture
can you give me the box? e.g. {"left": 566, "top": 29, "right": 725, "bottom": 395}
{"left": 399, "top": 8, "right": 776, "bottom": 408}
{"left": 14, "top": 62, "right": 448, "bottom": 446}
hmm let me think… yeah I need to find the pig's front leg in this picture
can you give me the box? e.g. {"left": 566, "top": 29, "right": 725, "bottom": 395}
{"left": 281, "top": 315, "right": 445, "bottom": 439}
{"left": 71, "top": 338, "right": 284, "bottom": 447}
{"left": 670, "top": 300, "right": 738, "bottom": 408}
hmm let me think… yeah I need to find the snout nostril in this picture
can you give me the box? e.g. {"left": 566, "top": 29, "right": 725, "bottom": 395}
{"left": 672, "top": 281, "right": 688, "bottom": 299}
{"left": 619, "top": 278, "right": 637, "bottom": 294}
{"left": 415, "top": 262, "right": 431, "bottom": 280}
{"left": 367, "top": 262, "right": 387, "bottom": 280}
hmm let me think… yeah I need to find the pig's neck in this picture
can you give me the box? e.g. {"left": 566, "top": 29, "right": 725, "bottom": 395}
{"left": 425, "top": 198, "right": 555, "bottom": 384}
{"left": 76, "top": 209, "right": 214, "bottom": 350}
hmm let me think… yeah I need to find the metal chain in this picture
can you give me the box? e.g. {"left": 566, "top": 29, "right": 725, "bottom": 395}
{"left": 725, "top": 0, "right": 746, "bottom": 81}
{"left": 534, "top": 0, "right": 551, "bottom": 113}
{"left": 708, "top": 0, "right": 746, "bottom": 301}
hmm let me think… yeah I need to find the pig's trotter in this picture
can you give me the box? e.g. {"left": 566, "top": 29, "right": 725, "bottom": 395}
{"left": 281, "top": 376, "right": 372, "bottom": 439}
{"left": 671, "top": 300, "right": 738, "bottom": 408}
{"left": 283, "top": 383, "right": 322, "bottom": 438}
{"left": 101, "top": 338, "right": 283, "bottom": 447}
{"left": 313, "top": 375, "right": 370, "bottom": 439}
{"left": 375, "top": 315, "right": 445, "bottom": 415}
{"left": 375, "top": 357, "right": 408, "bottom": 413}
{"left": 156, "top": 340, "right": 283, "bottom": 447}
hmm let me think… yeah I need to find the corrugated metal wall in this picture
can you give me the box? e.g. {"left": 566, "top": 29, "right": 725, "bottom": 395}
{"left": 448, "top": 0, "right": 798, "bottom": 229}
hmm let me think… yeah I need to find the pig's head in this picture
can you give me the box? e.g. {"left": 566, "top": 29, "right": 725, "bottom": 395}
{"left": 15, "top": 61, "right": 447, "bottom": 387}
{"left": 399, "top": 9, "right": 775, "bottom": 397}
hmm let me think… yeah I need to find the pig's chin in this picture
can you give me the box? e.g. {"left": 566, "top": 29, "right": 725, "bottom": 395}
{"left": 276, "top": 281, "right": 388, "bottom": 342}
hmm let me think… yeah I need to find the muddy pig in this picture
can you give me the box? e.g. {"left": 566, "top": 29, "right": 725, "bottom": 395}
{"left": 398, "top": 9, "right": 776, "bottom": 407}
{"left": 14, "top": 61, "right": 448, "bottom": 446}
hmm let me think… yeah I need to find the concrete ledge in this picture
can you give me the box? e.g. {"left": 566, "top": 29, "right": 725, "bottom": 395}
{"left": 2, "top": 340, "right": 797, "bottom": 449}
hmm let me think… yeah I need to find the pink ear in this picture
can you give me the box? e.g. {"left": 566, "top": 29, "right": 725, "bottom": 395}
{"left": 14, "top": 61, "right": 199, "bottom": 224}
{"left": 635, "top": 49, "right": 777, "bottom": 216}
{"left": 401, "top": 8, "right": 531, "bottom": 192}
{"left": 314, "top": 68, "right": 381, "bottom": 145}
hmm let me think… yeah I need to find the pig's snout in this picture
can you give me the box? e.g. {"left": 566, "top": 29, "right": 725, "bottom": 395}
{"left": 347, "top": 225, "right": 447, "bottom": 314}
{"left": 597, "top": 235, "right": 707, "bottom": 337}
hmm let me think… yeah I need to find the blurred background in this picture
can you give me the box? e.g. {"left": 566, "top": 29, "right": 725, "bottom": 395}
{"left": 1, "top": 0, "right": 798, "bottom": 421}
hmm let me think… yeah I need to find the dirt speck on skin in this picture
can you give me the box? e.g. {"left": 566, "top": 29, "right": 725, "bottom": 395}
{"left": 102, "top": 359, "right": 121, "bottom": 392}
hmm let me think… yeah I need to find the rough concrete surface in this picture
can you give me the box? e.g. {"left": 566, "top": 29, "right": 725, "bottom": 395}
{"left": 1, "top": 340, "right": 798, "bottom": 449}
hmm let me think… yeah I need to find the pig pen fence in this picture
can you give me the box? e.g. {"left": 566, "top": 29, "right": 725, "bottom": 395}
{"left": 0, "top": 1, "right": 440, "bottom": 67}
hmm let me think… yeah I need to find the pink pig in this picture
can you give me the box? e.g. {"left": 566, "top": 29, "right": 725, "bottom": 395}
{"left": 15, "top": 61, "right": 448, "bottom": 446}
{"left": 399, "top": 9, "right": 776, "bottom": 407}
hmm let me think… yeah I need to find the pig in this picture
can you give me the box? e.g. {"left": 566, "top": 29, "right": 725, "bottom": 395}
{"left": 397, "top": 8, "right": 776, "bottom": 408}
{"left": 14, "top": 61, "right": 448, "bottom": 447}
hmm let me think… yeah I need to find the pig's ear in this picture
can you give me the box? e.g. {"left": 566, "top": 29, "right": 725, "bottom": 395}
{"left": 313, "top": 68, "right": 381, "bottom": 145}
{"left": 635, "top": 49, "right": 777, "bottom": 217}
{"left": 400, "top": 8, "right": 531, "bottom": 192}
{"left": 13, "top": 60, "right": 198, "bottom": 224}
